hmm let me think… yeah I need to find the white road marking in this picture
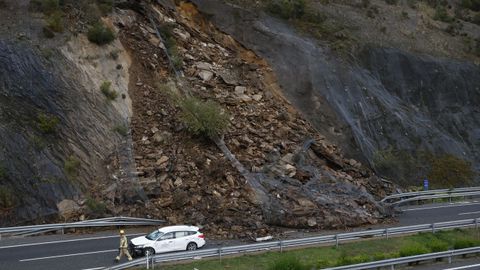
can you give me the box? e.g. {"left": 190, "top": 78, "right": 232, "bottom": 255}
{"left": 19, "top": 249, "right": 117, "bottom": 262}
{"left": 0, "top": 233, "right": 144, "bottom": 249}
{"left": 81, "top": 267, "right": 105, "bottom": 270}
{"left": 402, "top": 202, "right": 480, "bottom": 212}
{"left": 442, "top": 263, "right": 480, "bottom": 269}
{"left": 459, "top": 211, "right": 480, "bottom": 216}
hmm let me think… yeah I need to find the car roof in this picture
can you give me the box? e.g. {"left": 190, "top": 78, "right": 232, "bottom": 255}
{"left": 158, "top": 225, "right": 200, "bottom": 233}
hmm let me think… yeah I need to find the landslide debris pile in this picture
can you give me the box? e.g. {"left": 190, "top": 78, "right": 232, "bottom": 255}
{"left": 97, "top": 1, "right": 394, "bottom": 238}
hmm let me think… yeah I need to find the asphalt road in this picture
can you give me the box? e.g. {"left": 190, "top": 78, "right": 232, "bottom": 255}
{"left": 1, "top": 200, "right": 480, "bottom": 270}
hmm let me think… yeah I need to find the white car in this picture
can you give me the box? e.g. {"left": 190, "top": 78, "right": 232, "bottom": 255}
{"left": 129, "top": 225, "right": 205, "bottom": 257}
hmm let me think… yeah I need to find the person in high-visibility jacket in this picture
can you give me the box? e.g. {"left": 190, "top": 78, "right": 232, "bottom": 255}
{"left": 115, "top": 230, "right": 132, "bottom": 262}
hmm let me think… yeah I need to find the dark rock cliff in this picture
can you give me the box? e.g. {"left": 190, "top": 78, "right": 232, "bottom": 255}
{"left": 192, "top": 0, "right": 480, "bottom": 183}
{"left": 0, "top": 41, "right": 122, "bottom": 224}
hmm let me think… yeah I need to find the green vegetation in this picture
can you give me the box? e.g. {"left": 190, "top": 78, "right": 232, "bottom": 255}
{"left": 31, "top": 0, "right": 60, "bottom": 15}
{"left": 0, "top": 186, "right": 16, "bottom": 209}
{"left": 266, "top": 0, "right": 306, "bottom": 20}
{"left": 268, "top": 256, "right": 308, "bottom": 270}
{"left": 96, "top": 0, "right": 114, "bottom": 15}
{"left": 263, "top": 0, "right": 354, "bottom": 53}
{"left": 64, "top": 156, "right": 80, "bottom": 180}
{"left": 159, "top": 23, "right": 183, "bottom": 69}
{"left": 45, "top": 10, "right": 64, "bottom": 33}
{"left": 37, "top": 113, "right": 60, "bottom": 134}
{"left": 399, "top": 242, "right": 430, "bottom": 257}
{"left": 85, "top": 196, "right": 107, "bottom": 216}
{"left": 113, "top": 125, "right": 128, "bottom": 136}
{"left": 433, "top": 6, "right": 454, "bottom": 22}
{"left": 372, "top": 148, "right": 476, "bottom": 188}
{"left": 100, "top": 81, "right": 118, "bottom": 100}
{"left": 178, "top": 96, "right": 230, "bottom": 138}
{"left": 87, "top": 22, "right": 115, "bottom": 45}
{"left": 461, "top": 0, "right": 480, "bottom": 11}
{"left": 428, "top": 153, "right": 474, "bottom": 188}
{"left": 384, "top": 0, "right": 398, "bottom": 5}
{"left": 153, "top": 229, "right": 480, "bottom": 270}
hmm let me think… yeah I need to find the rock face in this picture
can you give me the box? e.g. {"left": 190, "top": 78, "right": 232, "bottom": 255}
{"left": 192, "top": 0, "right": 480, "bottom": 180}
{"left": 0, "top": 40, "right": 126, "bottom": 224}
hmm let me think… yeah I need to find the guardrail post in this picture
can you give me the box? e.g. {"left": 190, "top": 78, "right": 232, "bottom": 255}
{"left": 147, "top": 252, "right": 150, "bottom": 269}
{"left": 391, "top": 265, "right": 395, "bottom": 270}
{"left": 335, "top": 234, "right": 339, "bottom": 248}
{"left": 279, "top": 241, "right": 283, "bottom": 253}
{"left": 219, "top": 247, "right": 222, "bottom": 261}
{"left": 385, "top": 228, "right": 389, "bottom": 239}
{"left": 476, "top": 218, "right": 479, "bottom": 230}
{"left": 432, "top": 223, "right": 436, "bottom": 234}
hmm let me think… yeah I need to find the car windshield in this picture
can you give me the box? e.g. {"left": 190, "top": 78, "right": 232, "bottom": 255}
{"left": 145, "top": 230, "right": 164, "bottom": 240}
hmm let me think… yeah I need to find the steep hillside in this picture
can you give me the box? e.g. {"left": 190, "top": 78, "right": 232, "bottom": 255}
{"left": 7, "top": 0, "right": 478, "bottom": 239}
{"left": 195, "top": 0, "right": 480, "bottom": 187}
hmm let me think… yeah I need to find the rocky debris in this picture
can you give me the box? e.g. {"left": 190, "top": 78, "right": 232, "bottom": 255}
{"left": 57, "top": 200, "right": 82, "bottom": 220}
{"left": 93, "top": 2, "right": 394, "bottom": 238}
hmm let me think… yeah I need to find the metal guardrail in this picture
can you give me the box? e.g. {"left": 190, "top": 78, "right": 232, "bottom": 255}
{"left": 0, "top": 217, "right": 165, "bottom": 237}
{"left": 323, "top": 246, "right": 480, "bottom": 270}
{"left": 389, "top": 191, "right": 480, "bottom": 206}
{"left": 106, "top": 218, "right": 480, "bottom": 270}
{"left": 381, "top": 186, "right": 480, "bottom": 202}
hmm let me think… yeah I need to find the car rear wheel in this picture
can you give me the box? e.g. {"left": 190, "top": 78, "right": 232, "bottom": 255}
{"left": 186, "top": 242, "right": 198, "bottom": 251}
{"left": 144, "top": 247, "right": 155, "bottom": 256}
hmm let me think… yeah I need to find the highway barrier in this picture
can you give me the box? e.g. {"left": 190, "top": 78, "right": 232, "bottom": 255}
{"left": 381, "top": 186, "right": 480, "bottom": 203}
{"left": 323, "top": 246, "right": 480, "bottom": 269}
{"left": 106, "top": 218, "right": 480, "bottom": 270}
{"left": 0, "top": 217, "right": 165, "bottom": 238}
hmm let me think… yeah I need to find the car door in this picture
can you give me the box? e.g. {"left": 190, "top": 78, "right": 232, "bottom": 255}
{"left": 154, "top": 232, "right": 175, "bottom": 253}
{"left": 173, "top": 231, "right": 188, "bottom": 251}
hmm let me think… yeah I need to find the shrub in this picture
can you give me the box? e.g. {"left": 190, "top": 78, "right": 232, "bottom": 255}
{"left": 31, "top": 0, "right": 60, "bottom": 14}
{"left": 64, "top": 156, "right": 80, "bottom": 180}
{"left": 428, "top": 154, "right": 475, "bottom": 188}
{"left": 266, "top": 0, "right": 306, "bottom": 20}
{"left": 433, "top": 6, "right": 454, "bottom": 22}
{"left": 100, "top": 81, "right": 118, "bottom": 100}
{"left": 335, "top": 254, "right": 371, "bottom": 266}
{"left": 0, "top": 186, "right": 16, "bottom": 209}
{"left": 399, "top": 243, "right": 430, "bottom": 257}
{"left": 46, "top": 10, "right": 64, "bottom": 33}
{"left": 178, "top": 96, "right": 230, "bottom": 138}
{"left": 86, "top": 197, "right": 107, "bottom": 216}
{"left": 473, "top": 13, "right": 480, "bottom": 25}
{"left": 87, "top": 22, "right": 115, "bottom": 45}
{"left": 384, "top": 0, "right": 398, "bottom": 5}
{"left": 268, "top": 256, "right": 307, "bottom": 270}
{"left": 453, "top": 238, "right": 479, "bottom": 249}
{"left": 97, "top": 0, "right": 113, "bottom": 15}
{"left": 113, "top": 125, "right": 128, "bottom": 136}
{"left": 37, "top": 113, "right": 60, "bottom": 134}
{"left": 461, "top": 0, "right": 480, "bottom": 11}
{"left": 426, "top": 238, "right": 449, "bottom": 252}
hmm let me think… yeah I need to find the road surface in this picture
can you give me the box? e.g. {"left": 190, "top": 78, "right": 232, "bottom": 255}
{"left": 1, "top": 200, "right": 480, "bottom": 270}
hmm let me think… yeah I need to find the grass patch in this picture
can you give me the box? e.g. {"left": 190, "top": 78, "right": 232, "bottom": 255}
{"left": 154, "top": 229, "right": 480, "bottom": 270}
{"left": 45, "top": 10, "right": 63, "bottom": 33}
{"left": 37, "top": 113, "right": 60, "bottom": 134}
{"left": 0, "top": 186, "right": 16, "bottom": 209}
{"left": 87, "top": 22, "right": 115, "bottom": 45}
{"left": 64, "top": 156, "right": 80, "bottom": 181}
{"left": 100, "top": 81, "right": 118, "bottom": 100}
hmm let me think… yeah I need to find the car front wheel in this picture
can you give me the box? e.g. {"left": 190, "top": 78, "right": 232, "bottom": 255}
{"left": 144, "top": 247, "right": 155, "bottom": 256}
{"left": 186, "top": 242, "right": 198, "bottom": 251}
